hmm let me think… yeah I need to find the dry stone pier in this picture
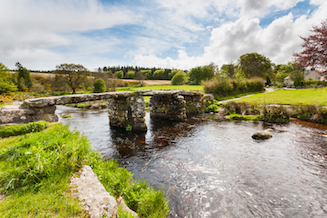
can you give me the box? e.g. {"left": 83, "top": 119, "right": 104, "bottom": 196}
{"left": 0, "top": 90, "right": 212, "bottom": 131}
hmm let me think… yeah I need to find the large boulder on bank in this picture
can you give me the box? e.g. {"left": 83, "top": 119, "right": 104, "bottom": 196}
{"left": 70, "top": 165, "right": 118, "bottom": 218}
{"left": 252, "top": 131, "right": 272, "bottom": 140}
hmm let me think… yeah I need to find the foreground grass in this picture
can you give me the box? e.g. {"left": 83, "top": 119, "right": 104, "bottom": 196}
{"left": 237, "top": 87, "right": 327, "bottom": 106}
{"left": 117, "top": 84, "right": 204, "bottom": 91}
{"left": 0, "top": 124, "right": 168, "bottom": 217}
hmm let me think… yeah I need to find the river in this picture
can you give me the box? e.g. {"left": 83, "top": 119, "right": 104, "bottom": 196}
{"left": 56, "top": 105, "right": 327, "bottom": 218}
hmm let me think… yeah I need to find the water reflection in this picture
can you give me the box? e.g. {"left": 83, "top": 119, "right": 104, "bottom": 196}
{"left": 56, "top": 105, "right": 327, "bottom": 218}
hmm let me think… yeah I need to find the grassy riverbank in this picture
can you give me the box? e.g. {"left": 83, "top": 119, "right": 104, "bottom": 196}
{"left": 237, "top": 87, "right": 327, "bottom": 106}
{"left": 0, "top": 123, "right": 169, "bottom": 217}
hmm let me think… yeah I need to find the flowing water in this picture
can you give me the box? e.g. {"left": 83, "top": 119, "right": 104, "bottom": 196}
{"left": 56, "top": 105, "right": 327, "bottom": 218}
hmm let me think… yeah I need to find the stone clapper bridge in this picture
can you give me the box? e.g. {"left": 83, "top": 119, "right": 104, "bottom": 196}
{"left": 0, "top": 90, "right": 214, "bottom": 131}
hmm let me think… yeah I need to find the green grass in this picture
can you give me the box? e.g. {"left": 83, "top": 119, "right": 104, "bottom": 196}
{"left": 237, "top": 87, "right": 327, "bottom": 106}
{"left": 0, "top": 121, "right": 49, "bottom": 138}
{"left": 0, "top": 123, "right": 169, "bottom": 217}
{"left": 217, "top": 91, "right": 265, "bottom": 101}
{"left": 117, "top": 84, "right": 204, "bottom": 91}
{"left": 226, "top": 114, "right": 263, "bottom": 121}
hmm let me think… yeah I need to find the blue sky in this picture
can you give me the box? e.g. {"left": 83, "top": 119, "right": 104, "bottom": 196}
{"left": 0, "top": 0, "right": 326, "bottom": 71}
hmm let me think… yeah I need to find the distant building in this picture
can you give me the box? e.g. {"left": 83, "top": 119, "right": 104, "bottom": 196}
{"left": 303, "top": 68, "right": 321, "bottom": 81}
{"left": 283, "top": 68, "right": 325, "bottom": 86}
{"left": 283, "top": 76, "right": 293, "bottom": 87}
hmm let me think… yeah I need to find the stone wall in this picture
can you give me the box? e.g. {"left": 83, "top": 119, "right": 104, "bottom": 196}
{"left": 0, "top": 104, "right": 58, "bottom": 125}
{"left": 108, "top": 92, "right": 146, "bottom": 131}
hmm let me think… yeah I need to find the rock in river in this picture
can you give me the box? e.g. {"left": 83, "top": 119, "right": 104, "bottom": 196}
{"left": 252, "top": 131, "right": 272, "bottom": 140}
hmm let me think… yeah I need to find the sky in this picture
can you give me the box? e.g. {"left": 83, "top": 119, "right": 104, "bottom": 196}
{"left": 0, "top": 0, "right": 326, "bottom": 71}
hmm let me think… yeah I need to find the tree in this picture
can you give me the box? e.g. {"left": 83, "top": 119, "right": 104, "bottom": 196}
{"left": 53, "top": 63, "right": 91, "bottom": 94}
{"left": 124, "top": 70, "right": 135, "bottom": 79}
{"left": 153, "top": 69, "right": 166, "bottom": 80}
{"left": 188, "top": 65, "right": 215, "bottom": 85}
{"left": 15, "top": 62, "right": 32, "bottom": 91}
{"left": 93, "top": 78, "right": 106, "bottom": 93}
{"left": 172, "top": 72, "right": 188, "bottom": 85}
{"left": 140, "top": 70, "right": 152, "bottom": 79}
{"left": 294, "top": 20, "right": 327, "bottom": 75}
{"left": 0, "top": 63, "right": 18, "bottom": 93}
{"left": 220, "top": 64, "right": 235, "bottom": 78}
{"left": 238, "top": 53, "right": 273, "bottom": 78}
{"left": 116, "top": 70, "right": 124, "bottom": 79}
{"left": 134, "top": 71, "right": 145, "bottom": 86}
{"left": 290, "top": 69, "right": 304, "bottom": 86}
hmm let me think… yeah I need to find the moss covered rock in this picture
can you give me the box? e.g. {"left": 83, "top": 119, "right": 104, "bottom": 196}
{"left": 252, "top": 131, "right": 272, "bottom": 140}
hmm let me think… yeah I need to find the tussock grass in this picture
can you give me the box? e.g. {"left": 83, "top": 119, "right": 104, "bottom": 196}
{"left": 0, "top": 123, "right": 169, "bottom": 217}
{"left": 227, "top": 114, "right": 263, "bottom": 121}
{"left": 0, "top": 121, "right": 49, "bottom": 138}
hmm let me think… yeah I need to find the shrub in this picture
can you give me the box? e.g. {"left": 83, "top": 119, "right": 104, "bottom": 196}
{"left": 0, "top": 121, "right": 49, "bottom": 138}
{"left": 203, "top": 77, "right": 264, "bottom": 98}
{"left": 205, "top": 104, "right": 219, "bottom": 112}
{"left": 262, "top": 106, "right": 289, "bottom": 123}
{"left": 172, "top": 72, "right": 187, "bottom": 85}
{"left": 93, "top": 78, "right": 106, "bottom": 93}
{"left": 291, "top": 105, "right": 327, "bottom": 124}
{"left": 0, "top": 81, "right": 18, "bottom": 93}
{"left": 227, "top": 114, "right": 263, "bottom": 121}
{"left": 301, "top": 80, "right": 327, "bottom": 87}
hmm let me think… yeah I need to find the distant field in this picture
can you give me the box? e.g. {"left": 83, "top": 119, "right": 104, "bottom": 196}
{"left": 237, "top": 88, "right": 327, "bottom": 106}
{"left": 10, "top": 71, "right": 55, "bottom": 78}
{"left": 124, "top": 79, "right": 171, "bottom": 86}
{"left": 117, "top": 84, "right": 204, "bottom": 91}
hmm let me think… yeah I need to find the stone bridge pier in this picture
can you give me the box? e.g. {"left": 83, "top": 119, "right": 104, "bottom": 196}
{"left": 107, "top": 92, "right": 146, "bottom": 131}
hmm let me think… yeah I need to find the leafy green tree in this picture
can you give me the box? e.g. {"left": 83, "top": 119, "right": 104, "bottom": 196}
{"left": 93, "top": 78, "right": 106, "bottom": 93}
{"left": 124, "top": 70, "right": 135, "bottom": 79}
{"left": 290, "top": 69, "right": 304, "bottom": 86}
{"left": 134, "top": 71, "right": 146, "bottom": 86}
{"left": 274, "top": 62, "right": 296, "bottom": 83}
{"left": 53, "top": 63, "right": 91, "bottom": 94}
{"left": 116, "top": 70, "right": 124, "bottom": 79}
{"left": 172, "top": 72, "right": 188, "bottom": 85}
{"left": 140, "top": 70, "right": 152, "bottom": 79}
{"left": 238, "top": 53, "right": 273, "bottom": 78}
{"left": 15, "top": 62, "right": 32, "bottom": 90}
{"left": 274, "top": 62, "right": 304, "bottom": 83}
{"left": 189, "top": 65, "right": 215, "bottom": 85}
{"left": 220, "top": 64, "right": 235, "bottom": 78}
{"left": 153, "top": 69, "right": 166, "bottom": 80}
{"left": 0, "top": 63, "right": 18, "bottom": 93}
{"left": 169, "top": 70, "right": 179, "bottom": 79}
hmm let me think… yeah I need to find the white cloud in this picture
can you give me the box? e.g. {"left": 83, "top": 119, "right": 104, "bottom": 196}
{"left": 0, "top": 0, "right": 137, "bottom": 69}
{"left": 134, "top": 1, "right": 327, "bottom": 70}
{"left": 1, "top": 0, "right": 327, "bottom": 71}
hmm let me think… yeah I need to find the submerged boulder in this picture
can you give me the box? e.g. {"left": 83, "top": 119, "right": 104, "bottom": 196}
{"left": 252, "top": 131, "right": 272, "bottom": 140}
